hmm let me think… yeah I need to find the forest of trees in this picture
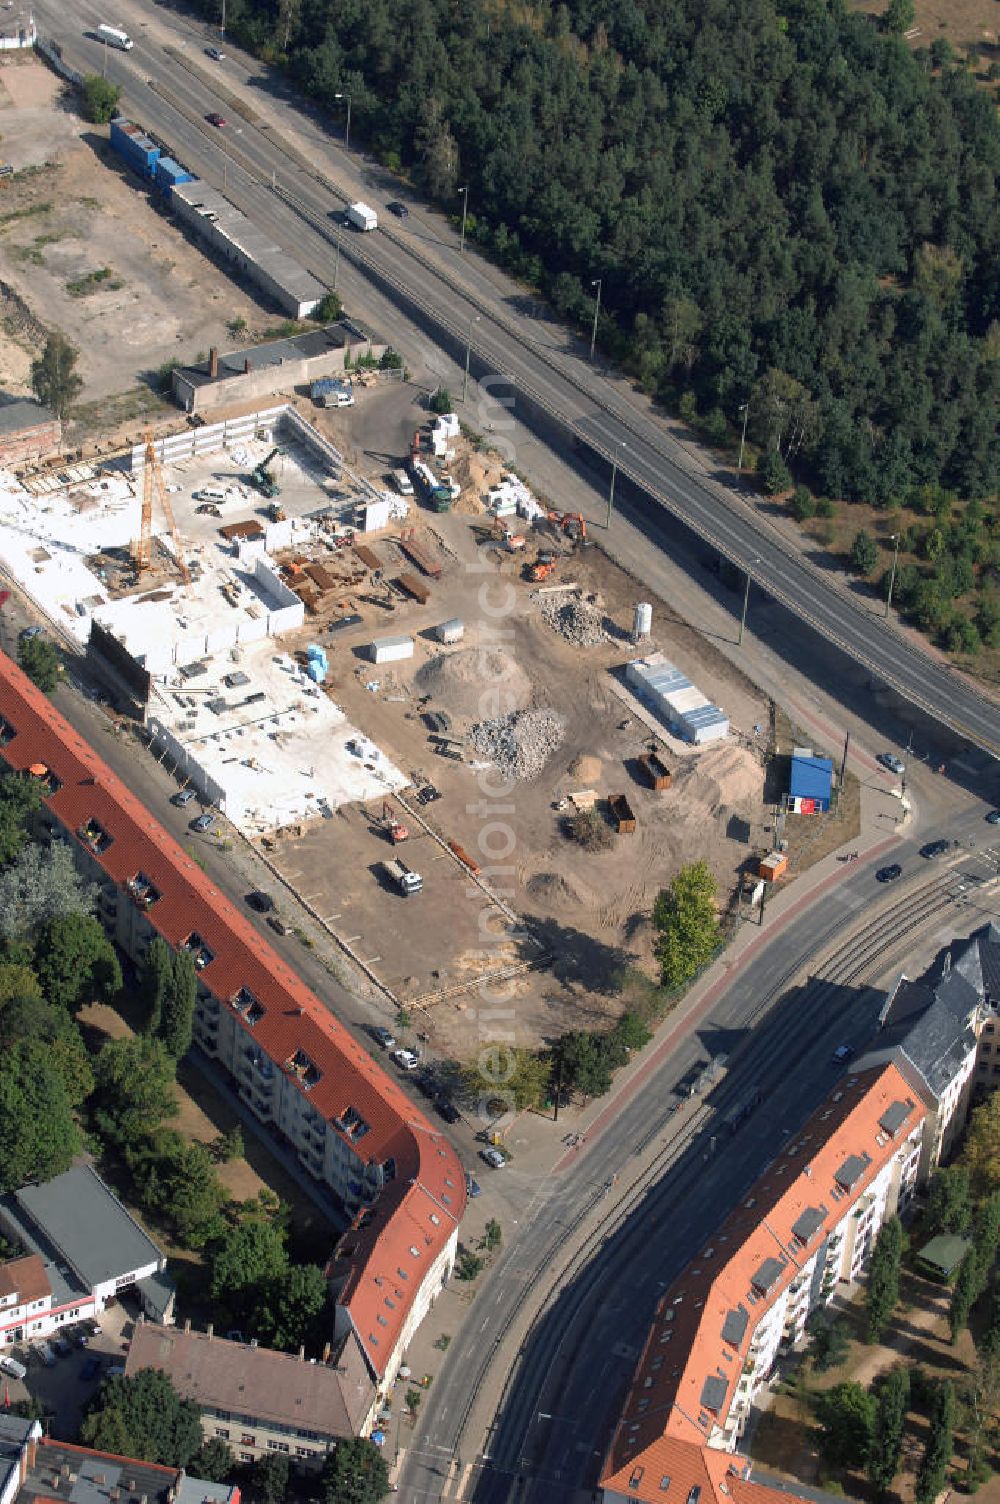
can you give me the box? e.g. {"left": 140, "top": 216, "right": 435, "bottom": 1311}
{"left": 191, "top": 0, "right": 999, "bottom": 508}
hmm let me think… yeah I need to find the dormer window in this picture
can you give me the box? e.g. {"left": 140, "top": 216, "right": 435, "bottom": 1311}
{"left": 284, "top": 1048, "right": 321, "bottom": 1090}
{"left": 27, "top": 763, "right": 60, "bottom": 796}
{"left": 183, "top": 932, "right": 215, "bottom": 970}
{"left": 0, "top": 716, "right": 15, "bottom": 745}
{"left": 79, "top": 818, "right": 112, "bottom": 854}
{"left": 127, "top": 871, "right": 160, "bottom": 908}
{"left": 231, "top": 987, "right": 265, "bottom": 1026}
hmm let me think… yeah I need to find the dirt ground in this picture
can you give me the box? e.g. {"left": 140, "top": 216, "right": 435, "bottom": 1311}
{"left": 848, "top": 0, "right": 999, "bottom": 73}
{"left": 0, "top": 57, "right": 265, "bottom": 408}
{"left": 261, "top": 441, "right": 789, "bottom": 1058}
{"left": 751, "top": 1267, "right": 997, "bottom": 1502}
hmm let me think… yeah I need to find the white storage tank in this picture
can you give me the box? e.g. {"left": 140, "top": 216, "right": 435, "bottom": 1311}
{"left": 369, "top": 635, "right": 415, "bottom": 665}
{"left": 634, "top": 602, "right": 653, "bottom": 639}
{"left": 436, "top": 618, "right": 465, "bottom": 645}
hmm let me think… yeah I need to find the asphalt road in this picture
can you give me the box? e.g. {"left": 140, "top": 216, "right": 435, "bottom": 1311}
{"left": 399, "top": 824, "right": 1000, "bottom": 1503}
{"left": 30, "top": 0, "right": 1000, "bottom": 757}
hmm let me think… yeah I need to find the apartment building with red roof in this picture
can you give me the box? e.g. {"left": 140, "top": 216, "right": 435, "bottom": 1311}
{"left": 0, "top": 653, "right": 465, "bottom": 1396}
{"left": 601, "top": 1064, "right": 925, "bottom": 1504}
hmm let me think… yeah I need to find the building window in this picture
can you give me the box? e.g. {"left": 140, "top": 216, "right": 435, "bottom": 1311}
{"left": 241, "top": 1435, "right": 256, "bottom": 1447}
{"left": 240, "top": 1453, "right": 254, "bottom": 1464}
{"left": 215, "top": 1429, "right": 230, "bottom": 1440}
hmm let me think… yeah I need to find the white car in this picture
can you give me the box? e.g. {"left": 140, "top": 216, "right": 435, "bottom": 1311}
{"left": 392, "top": 1048, "right": 420, "bottom": 1071}
{"left": 480, "top": 1147, "right": 506, "bottom": 1169}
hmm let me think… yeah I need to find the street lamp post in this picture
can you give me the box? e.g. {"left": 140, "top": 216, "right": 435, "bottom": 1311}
{"left": 590, "top": 278, "right": 602, "bottom": 363}
{"left": 737, "top": 400, "right": 750, "bottom": 478}
{"left": 606, "top": 441, "right": 625, "bottom": 529}
{"left": 885, "top": 533, "right": 901, "bottom": 620}
{"left": 458, "top": 186, "right": 469, "bottom": 255}
{"left": 334, "top": 92, "right": 352, "bottom": 153}
{"left": 333, "top": 227, "right": 341, "bottom": 292}
{"left": 220, "top": 0, "right": 226, "bottom": 40}
{"left": 462, "top": 315, "right": 480, "bottom": 404}
{"left": 738, "top": 558, "right": 762, "bottom": 646}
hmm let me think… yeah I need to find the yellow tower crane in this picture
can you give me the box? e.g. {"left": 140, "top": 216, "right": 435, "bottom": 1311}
{"left": 133, "top": 430, "right": 191, "bottom": 587}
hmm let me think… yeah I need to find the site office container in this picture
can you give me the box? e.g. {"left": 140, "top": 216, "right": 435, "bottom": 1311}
{"left": 109, "top": 119, "right": 160, "bottom": 178}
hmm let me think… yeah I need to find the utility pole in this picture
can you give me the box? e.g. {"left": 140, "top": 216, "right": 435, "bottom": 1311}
{"left": 333, "top": 228, "right": 341, "bottom": 291}
{"left": 606, "top": 442, "right": 624, "bottom": 528}
{"left": 220, "top": 0, "right": 226, "bottom": 40}
{"left": 739, "top": 570, "right": 751, "bottom": 646}
{"left": 462, "top": 315, "right": 479, "bottom": 404}
{"left": 590, "top": 278, "right": 602, "bottom": 363}
{"left": 335, "top": 92, "right": 352, "bottom": 152}
{"left": 885, "top": 533, "right": 901, "bottom": 619}
{"left": 737, "top": 399, "right": 750, "bottom": 478}
{"left": 458, "top": 186, "right": 469, "bottom": 255}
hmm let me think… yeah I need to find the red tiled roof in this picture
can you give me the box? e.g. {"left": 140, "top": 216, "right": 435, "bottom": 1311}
{"left": 0, "top": 1253, "right": 50, "bottom": 1305}
{"left": 601, "top": 1064, "right": 924, "bottom": 1503}
{"left": 0, "top": 655, "right": 465, "bottom": 1377}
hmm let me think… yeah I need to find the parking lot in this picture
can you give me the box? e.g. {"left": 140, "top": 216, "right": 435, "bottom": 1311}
{"left": 4, "top": 1300, "right": 134, "bottom": 1438}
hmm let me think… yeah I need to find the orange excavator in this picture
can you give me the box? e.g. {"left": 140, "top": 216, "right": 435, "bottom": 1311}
{"left": 527, "top": 551, "right": 558, "bottom": 582}
{"left": 560, "top": 512, "right": 588, "bottom": 544}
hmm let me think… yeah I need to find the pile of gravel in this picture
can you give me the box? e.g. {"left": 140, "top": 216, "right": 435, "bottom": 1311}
{"left": 470, "top": 708, "right": 566, "bottom": 782}
{"left": 539, "top": 595, "right": 608, "bottom": 647}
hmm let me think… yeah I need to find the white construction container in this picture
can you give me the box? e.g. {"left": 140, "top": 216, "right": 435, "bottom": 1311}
{"left": 360, "top": 497, "right": 394, "bottom": 533}
{"left": 432, "top": 412, "right": 461, "bottom": 440}
{"left": 436, "top": 618, "right": 464, "bottom": 644}
{"left": 369, "top": 635, "right": 414, "bottom": 665}
{"left": 626, "top": 652, "right": 728, "bottom": 744}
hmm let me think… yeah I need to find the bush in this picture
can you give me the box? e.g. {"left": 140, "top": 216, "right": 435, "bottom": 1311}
{"left": 429, "top": 387, "right": 453, "bottom": 414}
{"left": 850, "top": 530, "right": 880, "bottom": 576}
{"left": 759, "top": 448, "right": 792, "bottom": 495}
{"left": 80, "top": 75, "right": 121, "bottom": 124}
{"left": 313, "top": 292, "right": 342, "bottom": 323}
{"left": 569, "top": 807, "right": 613, "bottom": 852}
{"left": 791, "top": 486, "right": 816, "bottom": 521}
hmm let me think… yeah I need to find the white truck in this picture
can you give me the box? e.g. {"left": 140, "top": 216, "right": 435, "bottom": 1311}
{"left": 97, "top": 23, "right": 133, "bottom": 48}
{"left": 346, "top": 201, "right": 378, "bottom": 232}
{"left": 381, "top": 857, "right": 422, "bottom": 896}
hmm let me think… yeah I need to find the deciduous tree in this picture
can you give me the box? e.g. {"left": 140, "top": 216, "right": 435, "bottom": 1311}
{"left": 925, "top": 1165, "right": 973, "bottom": 1236}
{"left": 868, "top": 1367, "right": 910, "bottom": 1495}
{"left": 320, "top": 1437, "right": 390, "bottom": 1504}
{"left": 35, "top": 912, "right": 121, "bottom": 1011}
{"left": 0, "top": 843, "right": 95, "bottom": 942}
{"left": 815, "top": 1381, "right": 875, "bottom": 1470}
{"left": 866, "top": 1216, "right": 903, "bottom": 1343}
{"left": 31, "top": 334, "right": 82, "bottom": 420}
{"left": 0, "top": 1038, "right": 81, "bottom": 1191}
{"left": 653, "top": 862, "right": 718, "bottom": 989}
{"left": 91, "top": 1035, "right": 178, "bottom": 1148}
{"left": 915, "top": 1380, "right": 954, "bottom": 1504}
{"left": 81, "top": 1370, "right": 203, "bottom": 1466}
{"left": 17, "top": 634, "right": 60, "bottom": 693}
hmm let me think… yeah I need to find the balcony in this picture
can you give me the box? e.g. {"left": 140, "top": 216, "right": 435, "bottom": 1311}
{"left": 126, "top": 871, "right": 161, "bottom": 909}
{"left": 78, "top": 819, "right": 112, "bottom": 855}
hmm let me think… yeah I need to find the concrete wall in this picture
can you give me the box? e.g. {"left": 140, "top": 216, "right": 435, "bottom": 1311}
{"left": 174, "top": 344, "right": 386, "bottom": 415}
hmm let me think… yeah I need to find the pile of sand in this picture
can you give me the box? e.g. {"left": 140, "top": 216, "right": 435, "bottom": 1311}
{"left": 526, "top": 870, "right": 598, "bottom": 909}
{"left": 672, "top": 742, "right": 764, "bottom": 813}
{"left": 568, "top": 754, "right": 603, "bottom": 783}
{"left": 416, "top": 647, "right": 531, "bottom": 720}
{"left": 451, "top": 450, "right": 504, "bottom": 515}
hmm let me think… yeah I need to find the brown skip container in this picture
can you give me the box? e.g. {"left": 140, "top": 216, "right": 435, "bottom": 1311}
{"left": 399, "top": 537, "right": 443, "bottom": 579}
{"left": 608, "top": 793, "right": 637, "bottom": 833}
{"left": 638, "top": 750, "right": 672, "bottom": 790}
{"left": 353, "top": 544, "right": 382, "bottom": 572}
{"left": 396, "top": 573, "right": 431, "bottom": 604}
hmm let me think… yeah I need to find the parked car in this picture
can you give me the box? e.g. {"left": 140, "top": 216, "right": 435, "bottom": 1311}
{"left": 986, "top": 810, "right": 1000, "bottom": 825}
{"left": 435, "top": 1098, "right": 460, "bottom": 1124}
{"left": 32, "top": 1342, "right": 56, "bottom": 1368}
{"left": 465, "top": 1172, "right": 481, "bottom": 1199}
{"left": 414, "top": 1069, "right": 437, "bottom": 1099}
{"left": 387, "top": 201, "right": 409, "bottom": 219}
{"left": 920, "top": 840, "right": 950, "bottom": 859}
{"left": 265, "top": 915, "right": 288, "bottom": 935}
{"left": 876, "top": 752, "right": 905, "bottom": 775}
{"left": 191, "top": 813, "right": 215, "bottom": 833}
{"left": 106, "top": 1364, "right": 125, "bottom": 1379}
{"left": 480, "top": 1146, "right": 506, "bottom": 1169}
{"left": 392, "top": 1047, "right": 420, "bottom": 1072}
{"left": 172, "top": 789, "right": 196, "bottom": 806}
{"left": 328, "top": 613, "right": 363, "bottom": 635}
{"left": 877, "top": 863, "right": 903, "bottom": 883}
{"left": 245, "top": 891, "right": 274, "bottom": 913}
{"left": 0, "top": 1355, "right": 26, "bottom": 1380}
{"left": 80, "top": 1355, "right": 102, "bottom": 1382}
{"left": 52, "top": 1337, "right": 72, "bottom": 1358}
{"left": 371, "top": 1026, "right": 396, "bottom": 1050}
{"left": 205, "top": 46, "right": 224, "bottom": 60}
{"left": 832, "top": 1045, "right": 852, "bottom": 1064}
{"left": 206, "top": 112, "right": 227, "bottom": 128}
{"left": 18, "top": 626, "right": 42, "bottom": 641}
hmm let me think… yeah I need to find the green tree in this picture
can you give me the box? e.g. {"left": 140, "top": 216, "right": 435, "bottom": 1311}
{"left": 314, "top": 292, "right": 343, "bottom": 323}
{"left": 91, "top": 1035, "right": 178, "bottom": 1148}
{"left": 961, "top": 1091, "right": 1000, "bottom": 1197}
{"left": 850, "top": 530, "right": 880, "bottom": 577}
{"left": 35, "top": 912, "right": 121, "bottom": 1011}
{"left": 0, "top": 842, "right": 95, "bottom": 942}
{"left": 867, "top": 1367, "right": 910, "bottom": 1495}
{"left": 80, "top": 75, "right": 122, "bottom": 123}
{"left": 130, "top": 1133, "right": 228, "bottom": 1249}
{"left": 214, "top": 1124, "right": 245, "bottom": 1163}
{"left": 925, "top": 1165, "right": 973, "bottom": 1236}
{"left": 0, "top": 993, "right": 95, "bottom": 1106}
{"left": 253, "top": 1262, "right": 331, "bottom": 1352}
{"left": 653, "top": 861, "right": 719, "bottom": 989}
{"left": 0, "top": 1038, "right": 82, "bottom": 1191}
{"left": 30, "top": 334, "right": 82, "bottom": 421}
{"left": 554, "top": 1030, "right": 613, "bottom": 1099}
{"left": 0, "top": 960, "right": 42, "bottom": 1006}
{"left": 253, "top": 1451, "right": 289, "bottom": 1504}
{"left": 16, "top": 634, "right": 61, "bottom": 694}
{"left": 159, "top": 949, "right": 196, "bottom": 1059}
{"left": 0, "top": 773, "right": 43, "bottom": 865}
{"left": 210, "top": 1212, "right": 289, "bottom": 1316}
{"left": 884, "top": 0, "right": 915, "bottom": 32}
{"left": 866, "top": 1216, "right": 903, "bottom": 1343}
{"left": 81, "top": 1369, "right": 203, "bottom": 1466}
{"left": 759, "top": 449, "right": 792, "bottom": 495}
{"left": 428, "top": 387, "right": 453, "bottom": 415}
{"left": 187, "top": 1438, "right": 236, "bottom": 1483}
{"left": 807, "top": 1314, "right": 850, "bottom": 1373}
{"left": 950, "top": 1250, "right": 981, "bottom": 1343}
{"left": 972, "top": 1190, "right": 1000, "bottom": 1274}
{"left": 140, "top": 937, "right": 173, "bottom": 1037}
{"left": 320, "top": 1437, "right": 390, "bottom": 1504}
{"left": 915, "top": 1380, "right": 954, "bottom": 1504}
{"left": 815, "top": 1381, "right": 875, "bottom": 1470}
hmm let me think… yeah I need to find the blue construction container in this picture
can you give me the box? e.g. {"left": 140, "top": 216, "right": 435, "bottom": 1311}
{"left": 154, "top": 156, "right": 193, "bottom": 192}
{"left": 789, "top": 751, "right": 833, "bottom": 813}
{"left": 110, "top": 119, "right": 160, "bottom": 179}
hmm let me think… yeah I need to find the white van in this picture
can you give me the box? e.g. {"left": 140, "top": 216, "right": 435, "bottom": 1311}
{"left": 391, "top": 469, "right": 414, "bottom": 497}
{"left": 193, "top": 486, "right": 226, "bottom": 504}
{"left": 0, "top": 1355, "right": 27, "bottom": 1380}
{"left": 97, "top": 23, "right": 133, "bottom": 49}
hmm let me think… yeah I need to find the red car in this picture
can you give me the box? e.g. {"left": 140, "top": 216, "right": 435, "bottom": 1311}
{"left": 206, "top": 111, "right": 226, "bottom": 128}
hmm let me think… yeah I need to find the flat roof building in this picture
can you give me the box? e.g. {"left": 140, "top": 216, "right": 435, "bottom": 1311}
{"left": 625, "top": 653, "right": 729, "bottom": 745}
{"left": 788, "top": 749, "right": 833, "bottom": 813}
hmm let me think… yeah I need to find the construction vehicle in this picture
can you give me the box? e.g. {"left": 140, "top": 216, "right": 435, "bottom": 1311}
{"left": 561, "top": 511, "right": 588, "bottom": 544}
{"left": 266, "top": 501, "right": 286, "bottom": 522}
{"left": 381, "top": 801, "right": 409, "bottom": 844}
{"left": 250, "top": 448, "right": 281, "bottom": 498}
{"left": 527, "top": 551, "right": 558, "bottom": 582}
{"left": 132, "top": 431, "right": 191, "bottom": 588}
{"left": 381, "top": 857, "right": 422, "bottom": 895}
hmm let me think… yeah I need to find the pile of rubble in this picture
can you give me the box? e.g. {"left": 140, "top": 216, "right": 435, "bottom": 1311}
{"left": 539, "top": 595, "right": 608, "bottom": 647}
{"left": 470, "top": 708, "right": 566, "bottom": 782}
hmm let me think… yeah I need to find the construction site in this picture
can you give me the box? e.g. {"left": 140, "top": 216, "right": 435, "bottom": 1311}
{"left": 0, "top": 387, "right": 785, "bottom": 1054}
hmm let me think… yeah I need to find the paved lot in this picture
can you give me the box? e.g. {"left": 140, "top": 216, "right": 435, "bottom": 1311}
{"left": 11, "top": 1300, "right": 135, "bottom": 1439}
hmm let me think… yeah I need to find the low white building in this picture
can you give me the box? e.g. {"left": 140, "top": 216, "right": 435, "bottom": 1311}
{"left": 625, "top": 652, "right": 729, "bottom": 744}
{"left": 0, "top": 1166, "right": 173, "bottom": 1349}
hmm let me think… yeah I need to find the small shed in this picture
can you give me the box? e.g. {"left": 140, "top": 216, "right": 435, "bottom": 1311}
{"left": 369, "top": 635, "right": 414, "bottom": 665}
{"left": 789, "top": 747, "right": 833, "bottom": 814}
{"left": 758, "top": 850, "right": 788, "bottom": 882}
{"left": 916, "top": 1234, "right": 971, "bottom": 1282}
